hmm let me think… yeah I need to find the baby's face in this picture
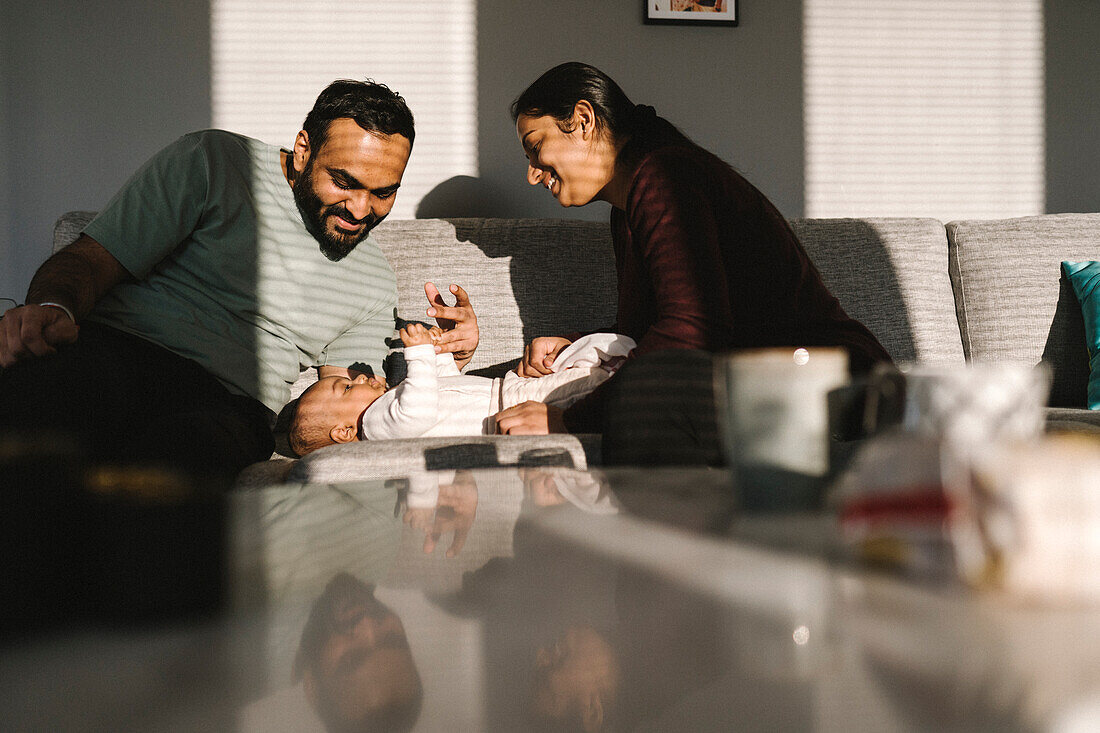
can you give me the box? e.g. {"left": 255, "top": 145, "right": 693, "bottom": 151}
{"left": 305, "top": 373, "right": 388, "bottom": 429}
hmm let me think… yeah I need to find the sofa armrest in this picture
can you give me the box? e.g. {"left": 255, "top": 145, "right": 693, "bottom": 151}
{"left": 233, "top": 456, "right": 296, "bottom": 490}
{"left": 53, "top": 211, "right": 99, "bottom": 252}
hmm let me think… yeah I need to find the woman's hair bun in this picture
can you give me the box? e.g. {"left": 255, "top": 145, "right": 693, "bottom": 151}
{"left": 630, "top": 104, "right": 657, "bottom": 128}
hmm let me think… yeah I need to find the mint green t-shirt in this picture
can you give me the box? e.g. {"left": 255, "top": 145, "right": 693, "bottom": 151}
{"left": 84, "top": 130, "right": 397, "bottom": 413}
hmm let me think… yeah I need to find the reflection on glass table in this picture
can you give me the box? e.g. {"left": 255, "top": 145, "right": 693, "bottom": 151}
{"left": 2, "top": 466, "right": 1098, "bottom": 732}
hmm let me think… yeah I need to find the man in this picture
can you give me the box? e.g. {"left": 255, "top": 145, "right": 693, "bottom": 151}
{"left": 0, "top": 79, "right": 478, "bottom": 484}
{"left": 293, "top": 572, "right": 422, "bottom": 733}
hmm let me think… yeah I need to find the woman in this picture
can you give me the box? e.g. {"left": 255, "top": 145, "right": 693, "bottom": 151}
{"left": 495, "top": 62, "right": 890, "bottom": 462}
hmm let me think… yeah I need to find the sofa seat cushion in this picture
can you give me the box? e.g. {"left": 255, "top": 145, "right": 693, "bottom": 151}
{"left": 947, "top": 213, "right": 1100, "bottom": 407}
{"left": 1045, "top": 407, "right": 1100, "bottom": 434}
{"left": 791, "top": 218, "right": 964, "bottom": 366}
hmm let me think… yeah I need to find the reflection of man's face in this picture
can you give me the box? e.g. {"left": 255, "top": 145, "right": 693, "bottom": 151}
{"left": 532, "top": 625, "right": 619, "bottom": 733}
{"left": 292, "top": 118, "right": 411, "bottom": 261}
{"left": 296, "top": 573, "right": 421, "bottom": 732}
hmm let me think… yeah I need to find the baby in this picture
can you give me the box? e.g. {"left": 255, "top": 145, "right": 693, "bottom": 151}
{"left": 289, "top": 324, "right": 634, "bottom": 456}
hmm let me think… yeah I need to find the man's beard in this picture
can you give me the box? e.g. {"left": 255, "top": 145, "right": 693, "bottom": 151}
{"left": 293, "top": 162, "right": 383, "bottom": 261}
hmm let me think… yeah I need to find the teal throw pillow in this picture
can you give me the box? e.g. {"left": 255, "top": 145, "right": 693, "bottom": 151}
{"left": 1062, "top": 260, "right": 1100, "bottom": 410}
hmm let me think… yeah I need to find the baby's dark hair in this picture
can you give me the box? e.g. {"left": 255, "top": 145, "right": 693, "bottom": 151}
{"left": 288, "top": 381, "right": 336, "bottom": 457}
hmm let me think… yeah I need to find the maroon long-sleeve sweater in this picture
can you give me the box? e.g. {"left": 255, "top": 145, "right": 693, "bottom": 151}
{"left": 561, "top": 143, "right": 891, "bottom": 433}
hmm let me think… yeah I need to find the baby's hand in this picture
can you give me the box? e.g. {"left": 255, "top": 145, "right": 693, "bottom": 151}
{"left": 428, "top": 326, "right": 445, "bottom": 343}
{"left": 403, "top": 505, "right": 435, "bottom": 532}
{"left": 401, "top": 323, "right": 433, "bottom": 347}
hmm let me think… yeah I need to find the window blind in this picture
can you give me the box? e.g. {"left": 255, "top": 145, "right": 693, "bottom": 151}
{"left": 804, "top": 1, "right": 1044, "bottom": 220}
{"left": 211, "top": 0, "right": 478, "bottom": 219}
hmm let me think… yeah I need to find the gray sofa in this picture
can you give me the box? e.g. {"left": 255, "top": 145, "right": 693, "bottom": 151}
{"left": 52, "top": 211, "right": 1100, "bottom": 487}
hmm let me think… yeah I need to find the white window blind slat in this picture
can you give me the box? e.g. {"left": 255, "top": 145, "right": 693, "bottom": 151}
{"left": 804, "top": 0, "right": 1044, "bottom": 221}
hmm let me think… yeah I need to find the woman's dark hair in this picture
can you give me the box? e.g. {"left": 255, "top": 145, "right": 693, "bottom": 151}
{"left": 510, "top": 62, "right": 694, "bottom": 162}
{"left": 303, "top": 79, "right": 415, "bottom": 153}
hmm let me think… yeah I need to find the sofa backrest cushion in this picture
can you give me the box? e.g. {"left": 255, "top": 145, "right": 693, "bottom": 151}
{"left": 371, "top": 218, "right": 618, "bottom": 376}
{"left": 53, "top": 211, "right": 97, "bottom": 253}
{"left": 947, "top": 213, "right": 1100, "bottom": 408}
{"left": 791, "top": 218, "right": 965, "bottom": 366}
{"left": 56, "top": 212, "right": 969, "bottom": 373}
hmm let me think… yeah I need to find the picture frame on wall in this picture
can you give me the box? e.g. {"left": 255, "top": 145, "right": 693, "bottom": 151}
{"left": 645, "top": 0, "right": 738, "bottom": 26}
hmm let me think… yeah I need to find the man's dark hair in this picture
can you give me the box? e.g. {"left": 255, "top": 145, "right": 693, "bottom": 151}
{"left": 303, "top": 79, "right": 415, "bottom": 153}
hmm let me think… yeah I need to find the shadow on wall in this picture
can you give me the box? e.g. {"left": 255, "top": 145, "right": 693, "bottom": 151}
{"left": 415, "top": 176, "right": 518, "bottom": 219}
{"left": 416, "top": 172, "right": 611, "bottom": 222}
{"left": 1044, "top": 0, "right": 1100, "bottom": 214}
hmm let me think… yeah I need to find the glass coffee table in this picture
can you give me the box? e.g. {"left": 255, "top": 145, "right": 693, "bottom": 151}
{"left": 3, "top": 466, "right": 1099, "bottom": 731}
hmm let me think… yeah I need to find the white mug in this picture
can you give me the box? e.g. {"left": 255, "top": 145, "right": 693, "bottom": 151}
{"left": 715, "top": 347, "right": 850, "bottom": 480}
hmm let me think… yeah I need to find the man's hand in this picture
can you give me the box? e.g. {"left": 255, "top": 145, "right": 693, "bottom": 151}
{"left": 413, "top": 471, "right": 479, "bottom": 558}
{"left": 515, "top": 337, "right": 573, "bottom": 377}
{"left": 494, "top": 401, "right": 567, "bottom": 435}
{"left": 399, "top": 322, "right": 433, "bottom": 347}
{"left": 425, "top": 283, "right": 478, "bottom": 370}
{"left": 0, "top": 235, "right": 129, "bottom": 368}
{"left": 0, "top": 304, "right": 79, "bottom": 368}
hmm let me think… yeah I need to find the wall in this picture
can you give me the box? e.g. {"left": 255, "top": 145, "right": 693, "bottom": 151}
{"left": 1, "top": 22, "right": 12, "bottom": 301}
{"left": 1045, "top": 0, "right": 1100, "bottom": 214}
{"left": 2, "top": 1, "right": 1098, "bottom": 298}
{"left": 0, "top": 0, "right": 212, "bottom": 297}
{"left": 468, "top": 0, "right": 805, "bottom": 222}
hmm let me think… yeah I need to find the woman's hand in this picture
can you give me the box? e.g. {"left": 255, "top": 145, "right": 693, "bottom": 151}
{"left": 521, "top": 467, "right": 568, "bottom": 506}
{"left": 495, "top": 401, "right": 567, "bottom": 435}
{"left": 425, "top": 283, "right": 479, "bottom": 370}
{"left": 515, "top": 336, "right": 572, "bottom": 377}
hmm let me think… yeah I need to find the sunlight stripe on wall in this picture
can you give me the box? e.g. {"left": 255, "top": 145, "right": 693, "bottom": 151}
{"left": 211, "top": 0, "right": 477, "bottom": 219}
{"left": 804, "top": 1, "right": 1044, "bottom": 220}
